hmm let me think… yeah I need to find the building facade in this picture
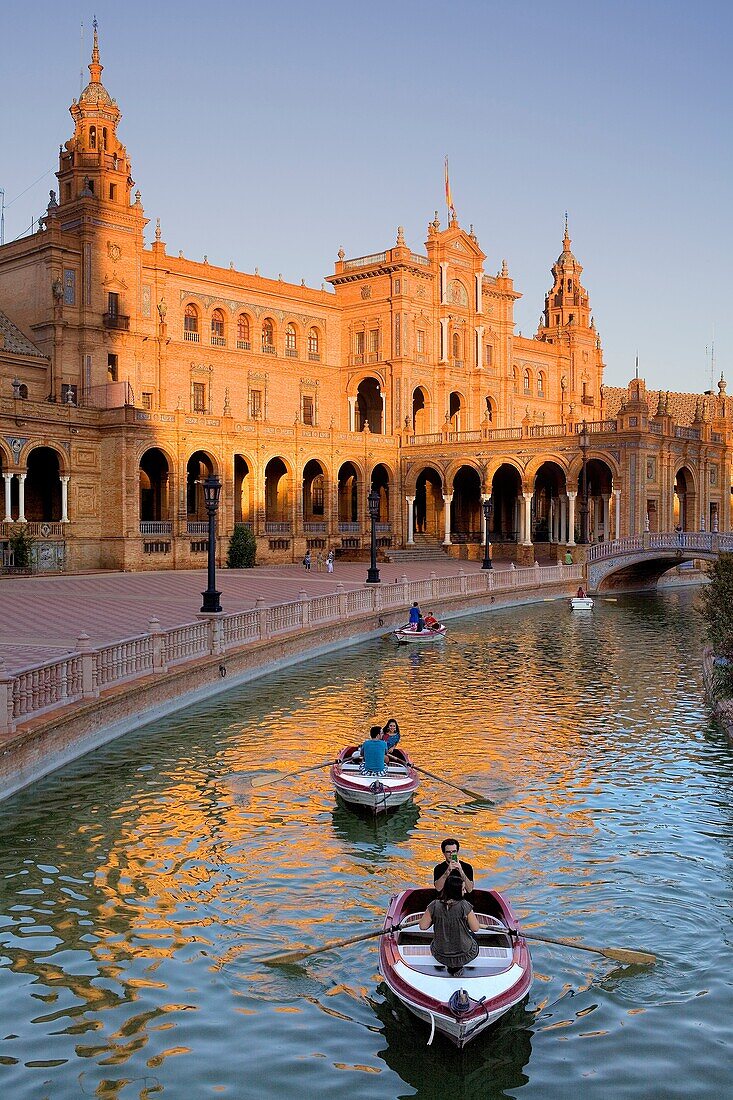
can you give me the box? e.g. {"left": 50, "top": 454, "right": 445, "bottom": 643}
{"left": 1, "top": 30, "right": 731, "bottom": 572}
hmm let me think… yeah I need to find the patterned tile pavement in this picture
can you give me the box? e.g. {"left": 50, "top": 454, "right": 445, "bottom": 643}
{"left": 0, "top": 554, "right": 551, "bottom": 674}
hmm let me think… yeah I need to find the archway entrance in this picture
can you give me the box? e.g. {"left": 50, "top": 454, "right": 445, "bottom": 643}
{"left": 576, "top": 458, "right": 614, "bottom": 541}
{"left": 303, "top": 459, "right": 327, "bottom": 526}
{"left": 25, "top": 447, "right": 62, "bottom": 521}
{"left": 414, "top": 467, "right": 443, "bottom": 537}
{"left": 139, "top": 448, "right": 170, "bottom": 522}
{"left": 355, "top": 378, "right": 382, "bottom": 433}
{"left": 338, "top": 462, "right": 359, "bottom": 524}
{"left": 412, "top": 387, "right": 429, "bottom": 434}
{"left": 186, "top": 451, "right": 214, "bottom": 521}
{"left": 674, "top": 467, "right": 695, "bottom": 530}
{"left": 264, "top": 457, "right": 290, "bottom": 527}
{"left": 448, "top": 391, "right": 464, "bottom": 432}
{"left": 234, "top": 455, "right": 251, "bottom": 524}
{"left": 371, "top": 464, "right": 390, "bottom": 523}
{"left": 533, "top": 462, "right": 566, "bottom": 543}
{"left": 451, "top": 466, "right": 482, "bottom": 541}
{"left": 490, "top": 464, "right": 522, "bottom": 543}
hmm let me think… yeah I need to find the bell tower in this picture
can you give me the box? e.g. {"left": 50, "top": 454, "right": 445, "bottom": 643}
{"left": 539, "top": 216, "right": 593, "bottom": 334}
{"left": 56, "top": 20, "right": 136, "bottom": 213}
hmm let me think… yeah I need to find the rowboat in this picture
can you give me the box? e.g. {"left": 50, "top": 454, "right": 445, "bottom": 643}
{"left": 379, "top": 887, "right": 532, "bottom": 1048}
{"left": 570, "top": 596, "right": 593, "bottom": 610}
{"left": 393, "top": 624, "right": 447, "bottom": 643}
{"left": 330, "top": 745, "right": 419, "bottom": 813}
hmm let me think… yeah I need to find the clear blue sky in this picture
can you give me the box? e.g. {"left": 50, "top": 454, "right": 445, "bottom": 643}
{"left": 2, "top": 0, "right": 731, "bottom": 393}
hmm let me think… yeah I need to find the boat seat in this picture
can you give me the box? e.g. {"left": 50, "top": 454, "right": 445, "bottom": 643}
{"left": 399, "top": 944, "right": 513, "bottom": 974}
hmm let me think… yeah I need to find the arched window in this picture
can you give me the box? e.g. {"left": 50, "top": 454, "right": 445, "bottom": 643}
{"left": 184, "top": 304, "right": 199, "bottom": 342}
{"left": 262, "top": 318, "right": 275, "bottom": 354}
{"left": 285, "top": 323, "right": 297, "bottom": 357}
{"left": 89, "top": 126, "right": 97, "bottom": 150}
{"left": 513, "top": 367, "right": 518, "bottom": 394}
{"left": 211, "top": 309, "right": 225, "bottom": 346}
{"left": 538, "top": 371, "right": 545, "bottom": 397}
{"left": 237, "top": 314, "right": 250, "bottom": 349}
{"left": 308, "top": 327, "right": 320, "bottom": 361}
{"left": 452, "top": 332, "right": 462, "bottom": 364}
{"left": 523, "top": 368, "right": 531, "bottom": 395}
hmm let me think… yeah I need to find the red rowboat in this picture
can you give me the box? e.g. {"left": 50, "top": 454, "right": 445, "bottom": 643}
{"left": 378, "top": 887, "right": 532, "bottom": 1047}
{"left": 330, "top": 745, "right": 419, "bottom": 813}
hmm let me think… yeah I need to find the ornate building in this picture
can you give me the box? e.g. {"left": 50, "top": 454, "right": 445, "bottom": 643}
{"left": 1, "top": 28, "right": 731, "bottom": 572}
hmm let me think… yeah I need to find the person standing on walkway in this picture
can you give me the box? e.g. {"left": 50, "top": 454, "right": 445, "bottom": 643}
{"left": 326, "top": 549, "right": 334, "bottom": 574}
{"left": 303, "top": 550, "right": 311, "bottom": 571}
{"left": 316, "top": 549, "right": 324, "bottom": 572}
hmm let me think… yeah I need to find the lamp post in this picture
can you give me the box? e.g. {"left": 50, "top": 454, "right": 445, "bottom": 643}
{"left": 481, "top": 495, "right": 493, "bottom": 569}
{"left": 578, "top": 421, "right": 590, "bottom": 545}
{"left": 366, "top": 488, "right": 381, "bottom": 583}
{"left": 200, "top": 473, "right": 222, "bottom": 613}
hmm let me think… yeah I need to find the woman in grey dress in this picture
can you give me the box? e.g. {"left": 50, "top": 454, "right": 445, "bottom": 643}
{"left": 418, "top": 871, "right": 480, "bottom": 976}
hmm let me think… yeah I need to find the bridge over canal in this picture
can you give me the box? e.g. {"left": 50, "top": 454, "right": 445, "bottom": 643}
{"left": 586, "top": 531, "right": 733, "bottom": 591}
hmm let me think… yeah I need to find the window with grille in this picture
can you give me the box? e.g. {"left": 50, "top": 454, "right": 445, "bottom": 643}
{"left": 237, "top": 314, "right": 250, "bottom": 348}
{"left": 355, "top": 332, "right": 365, "bottom": 357}
{"left": 211, "top": 309, "right": 225, "bottom": 345}
{"left": 369, "top": 329, "right": 379, "bottom": 354}
{"left": 308, "top": 328, "right": 320, "bottom": 359}
{"left": 286, "top": 324, "right": 297, "bottom": 356}
{"left": 192, "top": 382, "right": 206, "bottom": 413}
{"left": 184, "top": 304, "right": 199, "bottom": 339}
{"left": 302, "top": 394, "right": 314, "bottom": 425}
{"left": 142, "top": 392, "right": 153, "bottom": 410}
{"left": 262, "top": 319, "right": 274, "bottom": 351}
{"left": 249, "top": 389, "right": 262, "bottom": 418}
{"left": 523, "top": 369, "right": 531, "bottom": 394}
{"left": 417, "top": 330, "right": 425, "bottom": 353}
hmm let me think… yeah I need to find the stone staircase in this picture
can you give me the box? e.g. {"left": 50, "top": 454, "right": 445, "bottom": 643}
{"left": 386, "top": 535, "right": 447, "bottom": 563}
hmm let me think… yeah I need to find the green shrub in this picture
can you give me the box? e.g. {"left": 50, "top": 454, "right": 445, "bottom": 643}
{"left": 9, "top": 526, "right": 35, "bottom": 569}
{"left": 226, "top": 523, "right": 257, "bottom": 568}
{"left": 700, "top": 552, "right": 733, "bottom": 696}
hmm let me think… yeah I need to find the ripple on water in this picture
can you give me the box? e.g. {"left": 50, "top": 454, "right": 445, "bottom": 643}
{"left": 0, "top": 590, "right": 732, "bottom": 1098}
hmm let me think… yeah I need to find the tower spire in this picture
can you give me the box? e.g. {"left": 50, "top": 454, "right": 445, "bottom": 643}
{"left": 563, "top": 211, "right": 571, "bottom": 252}
{"left": 88, "top": 16, "right": 103, "bottom": 84}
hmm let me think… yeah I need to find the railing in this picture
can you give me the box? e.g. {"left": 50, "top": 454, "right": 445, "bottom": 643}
{"left": 486, "top": 427, "right": 522, "bottom": 441}
{"left": 103, "top": 313, "right": 130, "bottom": 331}
{"left": 529, "top": 424, "right": 566, "bottom": 438}
{"left": 587, "top": 530, "right": 733, "bottom": 563}
{"left": 308, "top": 352, "right": 321, "bottom": 362}
{"left": 446, "top": 430, "right": 482, "bottom": 443}
{"left": 375, "top": 523, "right": 391, "bottom": 533}
{"left": 140, "top": 521, "right": 172, "bottom": 535}
{"left": 338, "top": 522, "right": 360, "bottom": 533}
{"left": 210, "top": 335, "right": 226, "bottom": 347}
{"left": 580, "top": 420, "right": 617, "bottom": 433}
{"left": 265, "top": 521, "right": 292, "bottom": 534}
{"left": 304, "top": 522, "right": 326, "bottom": 533}
{"left": 262, "top": 344, "right": 276, "bottom": 355}
{"left": 410, "top": 253, "right": 429, "bottom": 265}
{"left": 0, "top": 563, "right": 584, "bottom": 735}
{"left": 184, "top": 330, "right": 200, "bottom": 342}
{"left": 406, "top": 432, "right": 443, "bottom": 446}
{"left": 675, "top": 426, "right": 701, "bottom": 441}
{"left": 343, "top": 252, "right": 387, "bottom": 269}
{"left": 1, "top": 521, "right": 66, "bottom": 537}
{"left": 186, "top": 521, "right": 208, "bottom": 535}
{"left": 648, "top": 421, "right": 663, "bottom": 434}
{"left": 236, "top": 339, "right": 251, "bottom": 350}
{"left": 285, "top": 348, "right": 298, "bottom": 358}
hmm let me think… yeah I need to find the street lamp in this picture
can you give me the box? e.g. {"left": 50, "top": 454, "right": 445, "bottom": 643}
{"left": 481, "top": 495, "right": 493, "bottom": 569}
{"left": 578, "top": 420, "right": 590, "bottom": 545}
{"left": 366, "top": 488, "right": 381, "bottom": 584}
{"left": 200, "top": 473, "right": 222, "bottom": 613}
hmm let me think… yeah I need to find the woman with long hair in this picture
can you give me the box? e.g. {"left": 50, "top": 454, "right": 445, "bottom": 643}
{"left": 381, "top": 717, "right": 401, "bottom": 750}
{"left": 418, "top": 871, "right": 480, "bottom": 976}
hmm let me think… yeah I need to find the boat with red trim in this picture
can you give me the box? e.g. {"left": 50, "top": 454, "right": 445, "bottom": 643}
{"left": 330, "top": 745, "right": 419, "bottom": 813}
{"left": 378, "top": 887, "right": 532, "bottom": 1047}
{"left": 393, "top": 624, "right": 447, "bottom": 643}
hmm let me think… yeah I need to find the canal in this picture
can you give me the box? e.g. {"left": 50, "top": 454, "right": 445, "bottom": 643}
{"left": 0, "top": 589, "right": 731, "bottom": 1099}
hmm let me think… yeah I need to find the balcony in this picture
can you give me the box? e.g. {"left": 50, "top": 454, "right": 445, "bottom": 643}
{"left": 210, "top": 335, "right": 226, "bottom": 347}
{"left": 308, "top": 352, "right": 321, "bottom": 362}
{"left": 338, "top": 522, "right": 360, "bottom": 534}
{"left": 140, "top": 521, "right": 172, "bottom": 535}
{"left": 187, "top": 521, "right": 208, "bottom": 534}
{"left": 285, "top": 348, "right": 298, "bottom": 358}
{"left": 262, "top": 344, "right": 276, "bottom": 355}
{"left": 103, "top": 312, "right": 130, "bottom": 331}
{"left": 184, "top": 330, "right": 200, "bottom": 342}
{"left": 265, "top": 521, "right": 292, "bottom": 534}
{"left": 236, "top": 339, "right": 251, "bottom": 350}
{"left": 304, "top": 522, "right": 326, "bottom": 533}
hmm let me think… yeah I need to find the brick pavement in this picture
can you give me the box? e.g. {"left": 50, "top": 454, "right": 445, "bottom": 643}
{"left": 0, "top": 554, "right": 553, "bottom": 673}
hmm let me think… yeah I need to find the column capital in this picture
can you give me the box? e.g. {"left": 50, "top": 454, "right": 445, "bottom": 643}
{"left": 522, "top": 491, "right": 533, "bottom": 502}
{"left": 405, "top": 494, "right": 415, "bottom": 503}
{"left": 17, "top": 471, "right": 27, "bottom": 481}
{"left": 567, "top": 490, "right": 577, "bottom": 500}
{"left": 613, "top": 487, "right": 621, "bottom": 497}
{"left": 442, "top": 493, "right": 453, "bottom": 504}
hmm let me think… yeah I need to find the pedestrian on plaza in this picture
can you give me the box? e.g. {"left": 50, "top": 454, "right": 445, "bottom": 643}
{"left": 316, "top": 549, "right": 324, "bottom": 572}
{"left": 303, "top": 549, "right": 311, "bottom": 571}
{"left": 564, "top": 550, "right": 573, "bottom": 566}
{"left": 326, "top": 549, "right": 334, "bottom": 573}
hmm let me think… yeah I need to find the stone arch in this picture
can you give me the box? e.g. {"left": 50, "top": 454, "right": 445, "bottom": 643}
{"left": 186, "top": 450, "right": 218, "bottom": 520}
{"left": 532, "top": 460, "right": 566, "bottom": 543}
{"left": 0, "top": 439, "right": 14, "bottom": 468}
{"left": 355, "top": 376, "right": 383, "bottom": 433}
{"left": 302, "top": 458, "right": 328, "bottom": 523}
{"left": 285, "top": 319, "right": 300, "bottom": 357}
{"left": 484, "top": 394, "right": 497, "bottom": 423}
{"left": 411, "top": 464, "right": 444, "bottom": 537}
{"left": 18, "top": 440, "right": 69, "bottom": 475}
{"left": 139, "top": 447, "right": 170, "bottom": 522}
{"left": 233, "top": 453, "right": 253, "bottom": 524}
{"left": 264, "top": 456, "right": 292, "bottom": 525}
{"left": 489, "top": 462, "right": 523, "bottom": 543}
{"left": 451, "top": 464, "right": 482, "bottom": 541}
{"left": 370, "top": 462, "right": 390, "bottom": 522}
{"left": 261, "top": 316, "right": 277, "bottom": 353}
{"left": 412, "top": 385, "right": 431, "bottom": 434}
{"left": 210, "top": 307, "right": 226, "bottom": 345}
{"left": 338, "top": 461, "right": 360, "bottom": 523}
{"left": 236, "top": 312, "right": 252, "bottom": 348}
{"left": 674, "top": 465, "right": 697, "bottom": 530}
{"left": 448, "top": 390, "right": 465, "bottom": 432}
{"left": 568, "top": 454, "right": 616, "bottom": 542}
{"left": 24, "top": 446, "right": 62, "bottom": 522}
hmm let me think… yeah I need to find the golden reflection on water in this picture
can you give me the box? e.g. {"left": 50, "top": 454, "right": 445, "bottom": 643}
{"left": 1, "top": 591, "right": 733, "bottom": 1098}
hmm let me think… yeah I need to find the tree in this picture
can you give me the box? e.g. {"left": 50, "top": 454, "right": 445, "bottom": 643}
{"left": 226, "top": 523, "right": 257, "bottom": 568}
{"left": 699, "top": 552, "right": 733, "bottom": 695}
{"left": 9, "top": 526, "right": 35, "bottom": 570}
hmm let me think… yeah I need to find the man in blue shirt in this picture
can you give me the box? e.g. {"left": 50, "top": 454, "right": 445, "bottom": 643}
{"left": 361, "top": 725, "right": 391, "bottom": 774}
{"left": 408, "top": 602, "right": 423, "bottom": 630}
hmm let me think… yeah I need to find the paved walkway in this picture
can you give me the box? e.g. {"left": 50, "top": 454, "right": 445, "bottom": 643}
{"left": 0, "top": 554, "right": 555, "bottom": 673}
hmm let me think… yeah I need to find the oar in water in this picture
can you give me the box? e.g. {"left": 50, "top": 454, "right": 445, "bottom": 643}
{"left": 485, "top": 926, "right": 655, "bottom": 966}
{"left": 249, "top": 760, "right": 335, "bottom": 789}
{"left": 412, "top": 764, "right": 492, "bottom": 804}
{"left": 261, "top": 924, "right": 401, "bottom": 967}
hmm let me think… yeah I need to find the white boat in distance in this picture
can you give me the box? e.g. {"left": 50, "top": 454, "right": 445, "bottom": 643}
{"left": 570, "top": 596, "right": 594, "bottom": 610}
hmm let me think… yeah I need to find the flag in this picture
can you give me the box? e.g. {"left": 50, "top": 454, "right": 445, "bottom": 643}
{"left": 444, "top": 156, "right": 455, "bottom": 218}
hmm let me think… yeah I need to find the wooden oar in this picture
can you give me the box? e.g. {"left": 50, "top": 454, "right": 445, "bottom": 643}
{"left": 249, "top": 760, "right": 335, "bottom": 789}
{"left": 412, "top": 764, "right": 492, "bottom": 804}
{"left": 261, "top": 923, "right": 400, "bottom": 966}
{"left": 484, "top": 925, "right": 655, "bottom": 966}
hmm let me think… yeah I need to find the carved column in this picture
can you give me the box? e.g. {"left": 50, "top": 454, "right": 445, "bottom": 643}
{"left": 60, "top": 476, "right": 70, "bottom": 524}
{"left": 442, "top": 494, "right": 453, "bottom": 545}
{"left": 522, "top": 492, "right": 533, "bottom": 547}
{"left": 567, "top": 491, "right": 577, "bottom": 547}
{"left": 439, "top": 318, "right": 449, "bottom": 363}
{"left": 613, "top": 488, "right": 621, "bottom": 540}
{"left": 348, "top": 396, "right": 357, "bottom": 432}
{"left": 602, "top": 494, "right": 610, "bottom": 541}
{"left": 3, "top": 473, "right": 12, "bottom": 522}
{"left": 406, "top": 495, "right": 415, "bottom": 545}
{"left": 17, "top": 472, "right": 27, "bottom": 523}
{"left": 560, "top": 495, "right": 568, "bottom": 544}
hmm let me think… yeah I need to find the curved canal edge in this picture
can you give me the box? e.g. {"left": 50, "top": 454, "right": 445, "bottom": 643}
{"left": 0, "top": 576, "right": 580, "bottom": 803}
